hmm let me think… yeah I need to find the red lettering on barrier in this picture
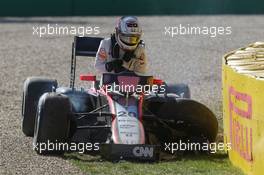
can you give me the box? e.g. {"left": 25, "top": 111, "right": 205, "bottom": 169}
{"left": 229, "top": 87, "right": 252, "bottom": 119}
{"left": 228, "top": 86, "right": 253, "bottom": 162}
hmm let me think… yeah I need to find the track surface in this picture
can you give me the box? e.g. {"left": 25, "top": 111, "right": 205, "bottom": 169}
{"left": 0, "top": 16, "right": 263, "bottom": 174}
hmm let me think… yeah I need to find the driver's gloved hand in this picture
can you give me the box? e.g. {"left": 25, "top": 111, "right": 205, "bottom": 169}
{"left": 122, "top": 51, "right": 135, "bottom": 62}
{"left": 105, "top": 59, "right": 123, "bottom": 72}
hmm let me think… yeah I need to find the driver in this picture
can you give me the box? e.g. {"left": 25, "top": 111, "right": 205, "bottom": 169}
{"left": 95, "top": 16, "right": 147, "bottom": 75}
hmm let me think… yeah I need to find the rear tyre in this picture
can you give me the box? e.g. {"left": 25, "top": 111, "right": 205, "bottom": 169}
{"left": 33, "top": 93, "right": 71, "bottom": 155}
{"left": 165, "top": 83, "right": 190, "bottom": 98}
{"left": 22, "top": 77, "right": 57, "bottom": 136}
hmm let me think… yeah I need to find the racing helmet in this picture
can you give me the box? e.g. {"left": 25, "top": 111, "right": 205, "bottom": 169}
{"left": 115, "top": 16, "right": 142, "bottom": 51}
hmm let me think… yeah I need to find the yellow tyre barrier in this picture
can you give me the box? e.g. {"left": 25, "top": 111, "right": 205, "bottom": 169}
{"left": 222, "top": 42, "right": 264, "bottom": 175}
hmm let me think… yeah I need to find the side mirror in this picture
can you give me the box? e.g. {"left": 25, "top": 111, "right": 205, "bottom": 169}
{"left": 80, "top": 74, "right": 96, "bottom": 82}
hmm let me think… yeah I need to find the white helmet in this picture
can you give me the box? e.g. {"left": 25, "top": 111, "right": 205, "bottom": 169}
{"left": 115, "top": 16, "right": 142, "bottom": 51}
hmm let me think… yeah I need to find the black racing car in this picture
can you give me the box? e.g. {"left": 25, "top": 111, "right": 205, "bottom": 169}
{"left": 21, "top": 36, "right": 218, "bottom": 161}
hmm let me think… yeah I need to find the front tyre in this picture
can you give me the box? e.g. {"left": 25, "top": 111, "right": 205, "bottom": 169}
{"left": 165, "top": 83, "right": 190, "bottom": 98}
{"left": 22, "top": 77, "right": 57, "bottom": 136}
{"left": 33, "top": 93, "right": 71, "bottom": 155}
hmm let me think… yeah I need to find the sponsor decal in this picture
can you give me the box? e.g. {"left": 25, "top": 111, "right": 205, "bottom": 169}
{"left": 132, "top": 146, "right": 154, "bottom": 158}
{"left": 229, "top": 86, "right": 253, "bottom": 162}
{"left": 99, "top": 48, "right": 107, "bottom": 60}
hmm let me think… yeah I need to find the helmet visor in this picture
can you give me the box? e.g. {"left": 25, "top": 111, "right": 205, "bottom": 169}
{"left": 120, "top": 34, "right": 140, "bottom": 45}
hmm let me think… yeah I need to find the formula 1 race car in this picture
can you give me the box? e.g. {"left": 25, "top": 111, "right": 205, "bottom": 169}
{"left": 21, "top": 36, "right": 218, "bottom": 161}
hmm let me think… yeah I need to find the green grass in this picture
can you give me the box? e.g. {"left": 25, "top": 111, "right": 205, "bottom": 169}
{"left": 64, "top": 122, "right": 241, "bottom": 174}
{"left": 65, "top": 152, "right": 243, "bottom": 175}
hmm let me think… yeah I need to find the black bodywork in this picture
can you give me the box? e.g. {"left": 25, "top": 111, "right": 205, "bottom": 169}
{"left": 22, "top": 36, "right": 218, "bottom": 161}
{"left": 65, "top": 37, "right": 217, "bottom": 160}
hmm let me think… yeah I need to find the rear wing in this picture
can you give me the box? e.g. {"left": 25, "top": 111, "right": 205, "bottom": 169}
{"left": 70, "top": 36, "right": 103, "bottom": 89}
